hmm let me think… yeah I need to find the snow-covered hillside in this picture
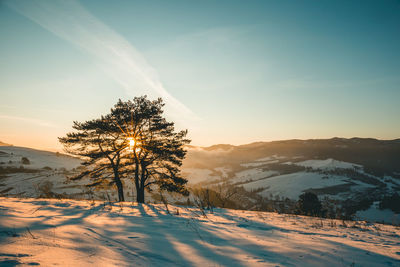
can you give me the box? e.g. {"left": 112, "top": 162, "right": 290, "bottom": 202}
{"left": 0, "top": 146, "right": 150, "bottom": 201}
{"left": 0, "top": 197, "right": 399, "bottom": 266}
{"left": 183, "top": 155, "right": 399, "bottom": 199}
{"left": 243, "top": 172, "right": 349, "bottom": 199}
{"left": 0, "top": 146, "right": 81, "bottom": 170}
{"left": 1, "top": 143, "right": 400, "bottom": 224}
{"left": 286, "top": 158, "right": 362, "bottom": 170}
{"left": 0, "top": 146, "right": 87, "bottom": 198}
{"left": 182, "top": 144, "right": 400, "bottom": 223}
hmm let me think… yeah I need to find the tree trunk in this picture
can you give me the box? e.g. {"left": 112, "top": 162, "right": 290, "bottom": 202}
{"left": 137, "top": 186, "right": 145, "bottom": 203}
{"left": 115, "top": 178, "right": 125, "bottom": 202}
{"left": 136, "top": 163, "right": 146, "bottom": 203}
{"left": 113, "top": 170, "right": 124, "bottom": 202}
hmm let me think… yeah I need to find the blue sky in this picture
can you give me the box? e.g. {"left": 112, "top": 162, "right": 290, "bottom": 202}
{"left": 1, "top": 0, "right": 399, "bottom": 150}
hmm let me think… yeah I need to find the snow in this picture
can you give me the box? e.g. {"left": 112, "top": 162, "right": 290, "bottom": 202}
{"left": 0, "top": 147, "right": 85, "bottom": 199}
{"left": 0, "top": 171, "right": 87, "bottom": 197}
{"left": 356, "top": 202, "right": 400, "bottom": 224}
{"left": 0, "top": 146, "right": 81, "bottom": 170}
{"left": 0, "top": 197, "right": 399, "bottom": 266}
{"left": 243, "top": 172, "right": 348, "bottom": 199}
{"left": 382, "top": 176, "right": 400, "bottom": 191}
{"left": 288, "top": 158, "right": 362, "bottom": 170}
{"left": 0, "top": 147, "right": 149, "bottom": 202}
{"left": 230, "top": 168, "right": 279, "bottom": 184}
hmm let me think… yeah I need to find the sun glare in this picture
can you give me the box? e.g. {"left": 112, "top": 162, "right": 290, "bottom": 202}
{"left": 129, "top": 138, "right": 135, "bottom": 148}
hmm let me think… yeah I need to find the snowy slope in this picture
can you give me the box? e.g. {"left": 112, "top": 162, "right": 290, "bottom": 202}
{"left": 231, "top": 169, "right": 279, "bottom": 184}
{"left": 180, "top": 149, "right": 400, "bottom": 222}
{"left": 0, "top": 146, "right": 86, "bottom": 198}
{"left": 1, "top": 145, "right": 399, "bottom": 222}
{"left": 356, "top": 202, "right": 400, "bottom": 224}
{"left": 0, "top": 197, "right": 399, "bottom": 266}
{"left": 288, "top": 158, "right": 362, "bottom": 170}
{"left": 0, "top": 146, "right": 158, "bottom": 202}
{"left": 0, "top": 146, "right": 81, "bottom": 170}
{"left": 181, "top": 162, "right": 386, "bottom": 201}
{"left": 243, "top": 172, "right": 348, "bottom": 199}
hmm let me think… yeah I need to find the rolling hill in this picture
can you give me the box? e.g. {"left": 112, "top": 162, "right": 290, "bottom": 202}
{"left": 1, "top": 138, "right": 399, "bottom": 223}
{"left": 182, "top": 138, "right": 400, "bottom": 223}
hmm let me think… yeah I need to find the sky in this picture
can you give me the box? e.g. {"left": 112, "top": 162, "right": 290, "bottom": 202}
{"left": 1, "top": 0, "right": 399, "bottom": 151}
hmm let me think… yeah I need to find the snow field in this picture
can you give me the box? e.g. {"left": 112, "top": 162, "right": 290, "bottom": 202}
{"left": 0, "top": 197, "right": 399, "bottom": 266}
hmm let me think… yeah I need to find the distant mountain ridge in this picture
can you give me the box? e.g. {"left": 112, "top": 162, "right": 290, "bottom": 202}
{"left": 0, "top": 140, "right": 12, "bottom": 146}
{"left": 193, "top": 137, "right": 400, "bottom": 150}
{"left": 186, "top": 137, "right": 400, "bottom": 175}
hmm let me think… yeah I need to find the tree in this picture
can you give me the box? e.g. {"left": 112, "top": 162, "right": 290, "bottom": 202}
{"left": 59, "top": 96, "right": 190, "bottom": 203}
{"left": 296, "top": 192, "right": 323, "bottom": 216}
{"left": 215, "top": 183, "right": 238, "bottom": 208}
{"left": 380, "top": 193, "right": 400, "bottom": 213}
{"left": 190, "top": 184, "right": 240, "bottom": 211}
{"left": 191, "top": 187, "right": 216, "bottom": 211}
{"left": 59, "top": 113, "right": 129, "bottom": 201}
{"left": 21, "top": 157, "right": 30, "bottom": 165}
{"left": 113, "top": 97, "right": 190, "bottom": 203}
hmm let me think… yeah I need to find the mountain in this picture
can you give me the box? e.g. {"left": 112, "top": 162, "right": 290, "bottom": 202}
{"left": 185, "top": 137, "right": 400, "bottom": 175}
{"left": 182, "top": 138, "right": 400, "bottom": 222}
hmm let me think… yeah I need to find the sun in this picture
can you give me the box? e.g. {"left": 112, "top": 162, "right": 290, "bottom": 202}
{"left": 127, "top": 137, "right": 141, "bottom": 153}
{"left": 128, "top": 138, "right": 135, "bottom": 148}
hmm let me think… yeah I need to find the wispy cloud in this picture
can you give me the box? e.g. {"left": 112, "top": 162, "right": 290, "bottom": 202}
{"left": 5, "top": 0, "right": 197, "bottom": 121}
{"left": 0, "top": 114, "right": 59, "bottom": 128}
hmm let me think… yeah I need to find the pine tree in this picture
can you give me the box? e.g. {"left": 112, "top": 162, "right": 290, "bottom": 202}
{"left": 297, "top": 192, "right": 322, "bottom": 216}
{"left": 59, "top": 96, "right": 190, "bottom": 203}
{"left": 111, "top": 97, "right": 190, "bottom": 203}
{"left": 59, "top": 114, "right": 128, "bottom": 201}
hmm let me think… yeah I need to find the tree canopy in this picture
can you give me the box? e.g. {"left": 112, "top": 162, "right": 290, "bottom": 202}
{"left": 296, "top": 192, "right": 323, "bottom": 216}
